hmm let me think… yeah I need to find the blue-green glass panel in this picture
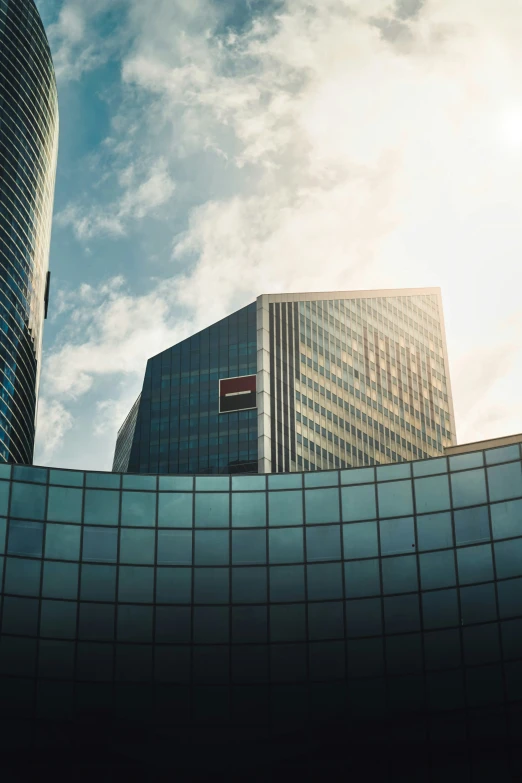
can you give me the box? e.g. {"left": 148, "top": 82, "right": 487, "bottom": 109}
{"left": 84, "top": 490, "right": 119, "bottom": 526}
{"left": 381, "top": 555, "right": 418, "bottom": 594}
{"left": 386, "top": 633, "right": 422, "bottom": 674}
{"left": 416, "top": 512, "right": 453, "bottom": 551}
{"left": 158, "top": 493, "right": 193, "bottom": 528}
{"left": 194, "top": 530, "right": 229, "bottom": 565}
{"left": 501, "top": 618, "right": 522, "bottom": 660}
{"left": 270, "top": 604, "right": 306, "bottom": 642}
{"left": 345, "top": 597, "right": 382, "bottom": 638}
{"left": 118, "top": 566, "right": 154, "bottom": 603}
{"left": 155, "top": 607, "right": 191, "bottom": 643}
{"left": 232, "top": 492, "right": 266, "bottom": 527}
{"left": 231, "top": 475, "right": 266, "bottom": 491}
{"left": 50, "top": 470, "right": 83, "bottom": 488}
{"left": 40, "top": 600, "right": 77, "bottom": 640}
{"left": 121, "top": 492, "right": 156, "bottom": 527}
{"left": 308, "top": 602, "right": 344, "bottom": 641}
{"left": 377, "top": 463, "right": 411, "bottom": 481}
{"left": 378, "top": 480, "right": 413, "bottom": 518}
{"left": 0, "top": 637, "right": 37, "bottom": 676}
{"left": 412, "top": 457, "right": 447, "bottom": 477}
{"left": 460, "top": 583, "right": 497, "bottom": 625}
{"left": 379, "top": 516, "right": 415, "bottom": 555}
{"left": 82, "top": 527, "right": 118, "bottom": 563}
{"left": 42, "top": 561, "right": 79, "bottom": 599}
{"left": 449, "top": 452, "right": 484, "bottom": 471}
{"left": 159, "top": 476, "right": 193, "bottom": 491}
{"left": 341, "top": 467, "right": 374, "bottom": 485}
{"left": 0, "top": 465, "right": 10, "bottom": 480}
{"left": 13, "top": 466, "right": 47, "bottom": 484}
{"left": 491, "top": 499, "right": 522, "bottom": 539}
{"left": 268, "top": 491, "right": 303, "bottom": 526}
{"left": 119, "top": 529, "right": 155, "bottom": 564}
{"left": 268, "top": 474, "right": 302, "bottom": 489}
{"left": 78, "top": 603, "right": 115, "bottom": 641}
{"left": 193, "top": 607, "right": 229, "bottom": 643}
{"left": 86, "top": 473, "right": 120, "bottom": 489}
{"left": 419, "top": 550, "right": 456, "bottom": 590}
{"left": 10, "top": 482, "right": 46, "bottom": 520}
{"left": 8, "top": 520, "right": 44, "bottom": 557}
{"left": 0, "top": 481, "right": 9, "bottom": 516}
{"left": 341, "top": 484, "right": 376, "bottom": 522}
{"left": 232, "top": 529, "right": 267, "bottom": 565}
{"left": 306, "top": 525, "right": 341, "bottom": 562}
{"left": 487, "top": 462, "right": 522, "bottom": 503}
{"left": 424, "top": 628, "right": 461, "bottom": 671}
{"left": 485, "top": 445, "right": 520, "bottom": 465}
{"left": 2, "top": 596, "right": 39, "bottom": 635}
{"left": 47, "top": 487, "right": 82, "bottom": 523}
{"left": 232, "top": 606, "right": 268, "bottom": 643}
{"left": 305, "top": 488, "right": 340, "bottom": 524}
{"left": 454, "top": 505, "right": 490, "bottom": 545}
{"left": 0, "top": 517, "right": 5, "bottom": 554}
{"left": 346, "top": 638, "right": 384, "bottom": 676}
{"left": 269, "top": 565, "right": 305, "bottom": 602}
{"left": 4, "top": 558, "right": 41, "bottom": 596}
{"left": 344, "top": 559, "right": 380, "bottom": 598}
{"left": 195, "top": 493, "right": 229, "bottom": 527}
{"left": 156, "top": 568, "right": 191, "bottom": 603}
{"left": 269, "top": 528, "right": 304, "bottom": 564}
{"left": 422, "top": 589, "right": 459, "bottom": 630}
{"left": 157, "top": 530, "right": 192, "bottom": 565}
{"left": 45, "top": 524, "right": 81, "bottom": 561}
{"left": 414, "top": 475, "right": 450, "bottom": 514}
{"left": 457, "top": 544, "right": 494, "bottom": 585}
{"left": 118, "top": 605, "right": 153, "bottom": 642}
{"left": 494, "top": 538, "right": 522, "bottom": 579}
{"left": 304, "top": 471, "right": 339, "bottom": 488}
{"left": 342, "top": 521, "right": 378, "bottom": 559}
{"left": 463, "top": 624, "right": 501, "bottom": 666}
{"left": 497, "top": 578, "right": 522, "bottom": 619}
{"left": 122, "top": 475, "right": 156, "bottom": 491}
{"left": 307, "top": 563, "right": 343, "bottom": 600}
{"left": 383, "top": 594, "right": 420, "bottom": 633}
{"left": 196, "top": 476, "right": 229, "bottom": 492}
{"left": 232, "top": 567, "right": 267, "bottom": 603}
{"left": 450, "top": 469, "right": 487, "bottom": 509}
{"left": 194, "top": 568, "right": 229, "bottom": 603}
{"left": 80, "top": 565, "right": 116, "bottom": 601}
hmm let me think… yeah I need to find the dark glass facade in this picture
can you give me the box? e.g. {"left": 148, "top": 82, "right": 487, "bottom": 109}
{"left": 122, "top": 303, "right": 258, "bottom": 475}
{"left": 1, "top": 443, "right": 522, "bottom": 777}
{"left": 0, "top": 0, "right": 58, "bottom": 464}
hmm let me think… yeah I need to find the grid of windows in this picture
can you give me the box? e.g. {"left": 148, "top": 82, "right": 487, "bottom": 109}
{"left": 125, "top": 304, "right": 258, "bottom": 475}
{"left": 0, "top": 444, "right": 521, "bottom": 776}
{"left": 0, "top": 0, "right": 58, "bottom": 464}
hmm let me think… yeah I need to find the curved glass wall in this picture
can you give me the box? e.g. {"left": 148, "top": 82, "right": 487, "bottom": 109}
{"left": 0, "top": 0, "right": 59, "bottom": 463}
{"left": 0, "top": 445, "right": 521, "bottom": 776}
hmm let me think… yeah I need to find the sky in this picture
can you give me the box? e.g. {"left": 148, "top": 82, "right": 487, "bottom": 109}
{"left": 33, "top": 0, "right": 522, "bottom": 471}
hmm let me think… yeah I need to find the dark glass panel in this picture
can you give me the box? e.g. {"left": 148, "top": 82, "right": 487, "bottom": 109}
{"left": 80, "top": 565, "right": 116, "bottom": 602}
{"left": 78, "top": 603, "right": 115, "bottom": 641}
{"left": 119, "top": 529, "right": 155, "bottom": 565}
{"left": 268, "top": 491, "right": 303, "bottom": 526}
{"left": 232, "top": 529, "right": 267, "bottom": 565}
{"left": 231, "top": 492, "right": 266, "bottom": 527}
{"left": 194, "top": 568, "right": 229, "bottom": 604}
{"left": 454, "top": 505, "right": 490, "bottom": 545}
{"left": 47, "top": 487, "right": 82, "bottom": 523}
{"left": 419, "top": 550, "right": 456, "bottom": 590}
{"left": 158, "top": 493, "right": 193, "bottom": 528}
{"left": 379, "top": 516, "right": 415, "bottom": 555}
{"left": 10, "top": 483, "right": 46, "bottom": 520}
{"left": 307, "top": 563, "right": 343, "bottom": 600}
{"left": 344, "top": 559, "right": 380, "bottom": 598}
{"left": 82, "top": 527, "right": 118, "bottom": 563}
{"left": 45, "top": 524, "right": 81, "bottom": 561}
{"left": 121, "top": 492, "right": 156, "bottom": 527}
{"left": 381, "top": 555, "right": 418, "bottom": 594}
{"left": 457, "top": 544, "right": 494, "bottom": 584}
{"left": 42, "top": 561, "right": 79, "bottom": 600}
{"left": 268, "top": 528, "right": 304, "bottom": 564}
{"left": 40, "top": 600, "right": 77, "bottom": 640}
{"left": 270, "top": 604, "right": 306, "bottom": 642}
{"left": 232, "top": 567, "right": 267, "bottom": 603}
{"left": 118, "top": 566, "right": 154, "bottom": 603}
{"left": 157, "top": 530, "right": 192, "bottom": 565}
{"left": 422, "top": 589, "right": 459, "bottom": 630}
{"left": 84, "top": 490, "right": 119, "bottom": 526}
{"left": 156, "top": 568, "right": 192, "bottom": 604}
{"left": 7, "top": 520, "right": 44, "bottom": 557}
{"left": 416, "top": 512, "right": 453, "bottom": 551}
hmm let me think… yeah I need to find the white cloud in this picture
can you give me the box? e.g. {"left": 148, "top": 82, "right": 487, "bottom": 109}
{"left": 35, "top": 399, "right": 74, "bottom": 464}
{"left": 42, "top": 0, "right": 522, "bottom": 466}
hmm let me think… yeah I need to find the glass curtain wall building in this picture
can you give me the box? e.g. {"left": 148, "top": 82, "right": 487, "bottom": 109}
{"left": 114, "top": 288, "right": 456, "bottom": 477}
{"left": 0, "top": 0, "right": 58, "bottom": 464}
{"left": 0, "top": 440, "right": 521, "bottom": 777}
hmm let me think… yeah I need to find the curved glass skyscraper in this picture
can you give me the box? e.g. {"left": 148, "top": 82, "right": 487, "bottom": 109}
{"left": 0, "top": 0, "right": 58, "bottom": 464}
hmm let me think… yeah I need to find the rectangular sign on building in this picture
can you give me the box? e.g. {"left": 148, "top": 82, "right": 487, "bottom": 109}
{"left": 219, "top": 375, "right": 257, "bottom": 413}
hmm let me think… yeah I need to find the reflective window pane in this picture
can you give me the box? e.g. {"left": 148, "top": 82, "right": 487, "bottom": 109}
{"left": 84, "top": 490, "right": 119, "bottom": 526}
{"left": 416, "top": 512, "right": 453, "bottom": 551}
{"left": 232, "top": 530, "right": 267, "bottom": 565}
{"left": 119, "top": 529, "right": 155, "bottom": 564}
{"left": 194, "top": 530, "right": 229, "bottom": 566}
{"left": 383, "top": 594, "right": 420, "bottom": 633}
{"left": 269, "top": 565, "right": 305, "bottom": 602}
{"left": 460, "top": 583, "right": 497, "bottom": 625}
{"left": 454, "top": 505, "right": 490, "bottom": 545}
{"left": 341, "top": 485, "right": 376, "bottom": 522}
{"left": 42, "top": 562, "right": 79, "bottom": 600}
{"left": 307, "top": 563, "right": 343, "bottom": 600}
{"left": 8, "top": 520, "right": 44, "bottom": 557}
{"left": 487, "top": 462, "right": 522, "bottom": 503}
{"left": 194, "top": 568, "right": 229, "bottom": 603}
{"left": 381, "top": 555, "right": 418, "bottom": 594}
{"left": 422, "top": 589, "right": 459, "bottom": 630}
{"left": 497, "top": 578, "right": 522, "bottom": 619}
{"left": 118, "top": 566, "right": 154, "bottom": 603}
{"left": 449, "top": 452, "right": 483, "bottom": 471}
{"left": 494, "top": 538, "right": 522, "bottom": 579}
{"left": 269, "top": 528, "right": 304, "bottom": 564}
{"left": 419, "top": 550, "right": 456, "bottom": 590}
{"left": 195, "top": 493, "right": 229, "bottom": 527}
{"left": 450, "top": 469, "right": 487, "bottom": 508}
{"left": 379, "top": 517, "right": 415, "bottom": 555}
{"left": 305, "top": 488, "right": 340, "bottom": 524}
{"left": 232, "top": 492, "right": 266, "bottom": 527}
{"left": 80, "top": 565, "right": 116, "bottom": 602}
{"left": 121, "top": 492, "right": 156, "bottom": 527}
{"left": 4, "top": 557, "right": 41, "bottom": 596}
{"left": 82, "top": 527, "right": 118, "bottom": 563}
{"left": 414, "top": 475, "right": 450, "bottom": 514}
{"left": 485, "top": 445, "right": 520, "bottom": 465}
{"left": 45, "top": 524, "right": 81, "bottom": 561}
{"left": 306, "top": 525, "right": 341, "bottom": 562}
{"left": 158, "top": 493, "right": 193, "bottom": 528}
{"left": 232, "top": 567, "right": 267, "bottom": 604}
{"left": 342, "top": 522, "right": 378, "bottom": 559}
{"left": 157, "top": 530, "right": 192, "bottom": 565}
{"left": 457, "top": 544, "right": 494, "bottom": 585}
{"left": 47, "top": 487, "right": 82, "bottom": 523}
{"left": 344, "top": 559, "right": 380, "bottom": 598}
{"left": 378, "top": 481, "right": 413, "bottom": 518}
{"left": 270, "top": 604, "right": 306, "bottom": 642}
{"left": 156, "top": 568, "right": 191, "bottom": 604}
{"left": 268, "top": 491, "right": 303, "bottom": 527}
{"left": 10, "top": 482, "right": 46, "bottom": 520}
{"left": 345, "top": 598, "right": 382, "bottom": 638}
{"left": 491, "top": 499, "right": 522, "bottom": 540}
{"left": 40, "top": 600, "right": 77, "bottom": 640}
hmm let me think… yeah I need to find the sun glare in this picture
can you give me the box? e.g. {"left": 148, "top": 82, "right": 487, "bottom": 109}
{"left": 498, "top": 107, "right": 522, "bottom": 147}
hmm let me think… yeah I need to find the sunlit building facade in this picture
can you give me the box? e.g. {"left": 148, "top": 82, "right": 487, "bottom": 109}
{"left": 114, "top": 288, "right": 456, "bottom": 476}
{"left": 0, "top": 0, "right": 58, "bottom": 464}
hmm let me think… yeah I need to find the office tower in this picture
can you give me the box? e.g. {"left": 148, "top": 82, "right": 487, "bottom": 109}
{"left": 0, "top": 0, "right": 59, "bottom": 463}
{"left": 114, "top": 288, "right": 456, "bottom": 474}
